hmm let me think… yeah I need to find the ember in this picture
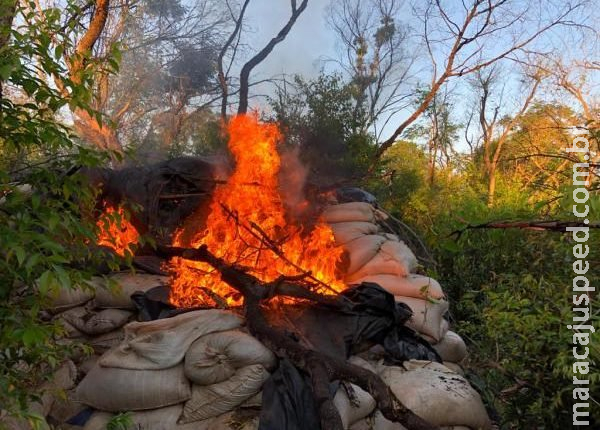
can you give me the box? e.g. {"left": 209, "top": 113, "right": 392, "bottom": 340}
{"left": 96, "top": 203, "right": 139, "bottom": 256}
{"left": 168, "top": 115, "right": 345, "bottom": 307}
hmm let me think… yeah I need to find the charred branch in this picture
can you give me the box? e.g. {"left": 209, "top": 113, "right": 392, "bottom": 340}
{"left": 157, "top": 244, "right": 438, "bottom": 430}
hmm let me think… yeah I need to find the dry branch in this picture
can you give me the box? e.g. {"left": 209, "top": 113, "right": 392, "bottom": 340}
{"left": 450, "top": 219, "right": 600, "bottom": 239}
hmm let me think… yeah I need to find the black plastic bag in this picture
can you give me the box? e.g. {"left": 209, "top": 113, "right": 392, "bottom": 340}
{"left": 259, "top": 359, "right": 321, "bottom": 430}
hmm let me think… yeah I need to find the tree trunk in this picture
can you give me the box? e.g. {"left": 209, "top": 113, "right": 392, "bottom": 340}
{"left": 73, "top": 108, "right": 121, "bottom": 152}
{"left": 487, "top": 166, "right": 496, "bottom": 207}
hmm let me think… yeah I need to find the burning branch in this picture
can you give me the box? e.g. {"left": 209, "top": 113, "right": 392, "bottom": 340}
{"left": 157, "top": 244, "right": 439, "bottom": 430}
{"left": 219, "top": 203, "right": 346, "bottom": 298}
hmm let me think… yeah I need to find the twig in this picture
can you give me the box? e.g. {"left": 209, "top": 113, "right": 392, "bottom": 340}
{"left": 219, "top": 203, "right": 348, "bottom": 299}
{"left": 158, "top": 192, "right": 210, "bottom": 199}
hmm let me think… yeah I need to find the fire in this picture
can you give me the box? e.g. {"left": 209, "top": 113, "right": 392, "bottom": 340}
{"left": 96, "top": 204, "right": 139, "bottom": 256}
{"left": 168, "top": 114, "right": 345, "bottom": 307}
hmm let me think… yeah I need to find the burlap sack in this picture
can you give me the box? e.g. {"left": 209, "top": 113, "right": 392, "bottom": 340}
{"left": 87, "top": 328, "right": 125, "bottom": 354}
{"left": 63, "top": 308, "right": 132, "bottom": 336}
{"left": 342, "top": 235, "right": 387, "bottom": 276}
{"left": 93, "top": 273, "right": 168, "bottom": 309}
{"left": 180, "top": 364, "right": 269, "bottom": 423}
{"left": 378, "top": 362, "right": 492, "bottom": 429}
{"left": 349, "top": 274, "right": 445, "bottom": 300}
{"left": 330, "top": 221, "right": 380, "bottom": 245}
{"left": 184, "top": 330, "right": 276, "bottom": 385}
{"left": 53, "top": 307, "right": 87, "bottom": 338}
{"left": 75, "top": 364, "right": 191, "bottom": 411}
{"left": 433, "top": 331, "right": 468, "bottom": 363}
{"left": 346, "top": 240, "right": 417, "bottom": 283}
{"left": 322, "top": 202, "right": 376, "bottom": 224}
{"left": 99, "top": 309, "right": 243, "bottom": 370}
{"left": 45, "top": 283, "right": 95, "bottom": 313}
{"left": 395, "top": 296, "right": 449, "bottom": 341}
{"left": 334, "top": 383, "right": 376, "bottom": 429}
{"left": 82, "top": 406, "right": 219, "bottom": 430}
{"left": 48, "top": 388, "right": 87, "bottom": 423}
{"left": 349, "top": 410, "right": 408, "bottom": 429}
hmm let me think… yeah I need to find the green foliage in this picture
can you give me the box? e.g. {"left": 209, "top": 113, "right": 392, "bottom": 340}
{"left": 0, "top": 1, "right": 123, "bottom": 420}
{"left": 107, "top": 412, "right": 133, "bottom": 430}
{"left": 269, "top": 73, "right": 378, "bottom": 185}
{"left": 372, "top": 137, "right": 600, "bottom": 428}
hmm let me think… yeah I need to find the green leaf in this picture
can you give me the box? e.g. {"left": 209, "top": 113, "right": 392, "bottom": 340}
{"left": 22, "top": 326, "right": 46, "bottom": 348}
{"left": 15, "top": 246, "right": 26, "bottom": 266}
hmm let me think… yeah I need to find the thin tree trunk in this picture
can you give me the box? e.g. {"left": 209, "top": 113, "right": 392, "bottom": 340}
{"left": 487, "top": 165, "right": 497, "bottom": 207}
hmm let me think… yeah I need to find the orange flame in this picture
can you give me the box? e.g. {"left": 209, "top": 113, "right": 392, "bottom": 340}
{"left": 168, "top": 114, "right": 345, "bottom": 307}
{"left": 96, "top": 204, "right": 139, "bottom": 256}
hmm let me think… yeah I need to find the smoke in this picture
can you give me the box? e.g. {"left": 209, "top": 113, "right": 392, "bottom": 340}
{"left": 278, "top": 146, "right": 310, "bottom": 220}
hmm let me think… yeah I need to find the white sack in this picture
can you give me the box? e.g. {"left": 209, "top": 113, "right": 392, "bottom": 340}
{"left": 93, "top": 273, "right": 168, "bottom": 309}
{"left": 395, "top": 296, "right": 449, "bottom": 342}
{"left": 342, "top": 235, "right": 386, "bottom": 276}
{"left": 334, "top": 383, "right": 376, "bottom": 429}
{"left": 348, "top": 274, "right": 445, "bottom": 300}
{"left": 346, "top": 241, "right": 417, "bottom": 283}
{"left": 75, "top": 364, "right": 190, "bottom": 411}
{"left": 180, "top": 364, "right": 270, "bottom": 423}
{"left": 433, "top": 331, "right": 468, "bottom": 363}
{"left": 99, "top": 309, "right": 243, "bottom": 370}
{"left": 322, "top": 202, "right": 376, "bottom": 224}
{"left": 184, "top": 330, "right": 276, "bottom": 385}
{"left": 379, "top": 362, "right": 492, "bottom": 429}
{"left": 330, "top": 221, "right": 380, "bottom": 245}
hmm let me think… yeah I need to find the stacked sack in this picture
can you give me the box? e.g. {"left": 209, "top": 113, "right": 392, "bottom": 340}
{"left": 14, "top": 205, "right": 488, "bottom": 429}
{"left": 323, "top": 202, "right": 469, "bottom": 371}
{"left": 49, "top": 273, "right": 169, "bottom": 359}
{"left": 19, "top": 274, "right": 272, "bottom": 430}
{"left": 74, "top": 308, "right": 276, "bottom": 429}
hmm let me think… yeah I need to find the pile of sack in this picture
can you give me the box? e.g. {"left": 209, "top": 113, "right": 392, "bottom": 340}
{"left": 324, "top": 202, "right": 468, "bottom": 372}
{"left": 4, "top": 200, "right": 492, "bottom": 429}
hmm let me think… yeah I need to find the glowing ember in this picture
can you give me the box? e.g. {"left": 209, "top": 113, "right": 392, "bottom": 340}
{"left": 96, "top": 204, "right": 139, "bottom": 256}
{"left": 168, "top": 114, "right": 345, "bottom": 307}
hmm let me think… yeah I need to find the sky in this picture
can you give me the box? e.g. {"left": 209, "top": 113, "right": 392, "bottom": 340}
{"left": 242, "top": 0, "right": 337, "bottom": 85}
{"left": 220, "top": 0, "right": 599, "bottom": 151}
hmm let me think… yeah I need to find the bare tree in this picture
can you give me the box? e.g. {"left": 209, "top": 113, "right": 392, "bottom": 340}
{"left": 468, "top": 65, "right": 543, "bottom": 206}
{"left": 405, "top": 84, "right": 459, "bottom": 185}
{"left": 237, "top": 0, "right": 309, "bottom": 114}
{"left": 328, "top": 0, "right": 416, "bottom": 139}
{"left": 373, "top": 0, "right": 587, "bottom": 159}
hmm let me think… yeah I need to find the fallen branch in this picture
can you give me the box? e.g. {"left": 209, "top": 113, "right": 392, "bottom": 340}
{"left": 450, "top": 219, "right": 600, "bottom": 239}
{"left": 157, "top": 244, "right": 438, "bottom": 430}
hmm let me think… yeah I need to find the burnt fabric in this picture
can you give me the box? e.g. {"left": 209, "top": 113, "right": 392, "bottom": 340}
{"left": 335, "top": 187, "right": 378, "bottom": 206}
{"left": 82, "top": 156, "right": 218, "bottom": 245}
{"left": 258, "top": 359, "right": 321, "bottom": 430}
{"left": 259, "top": 283, "right": 440, "bottom": 430}
{"left": 263, "top": 282, "right": 440, "bottom": 363}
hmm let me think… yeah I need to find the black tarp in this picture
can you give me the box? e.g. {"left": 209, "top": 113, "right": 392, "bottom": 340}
{"left": 258, "top": 282, "right": 441, "bottom": 430}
